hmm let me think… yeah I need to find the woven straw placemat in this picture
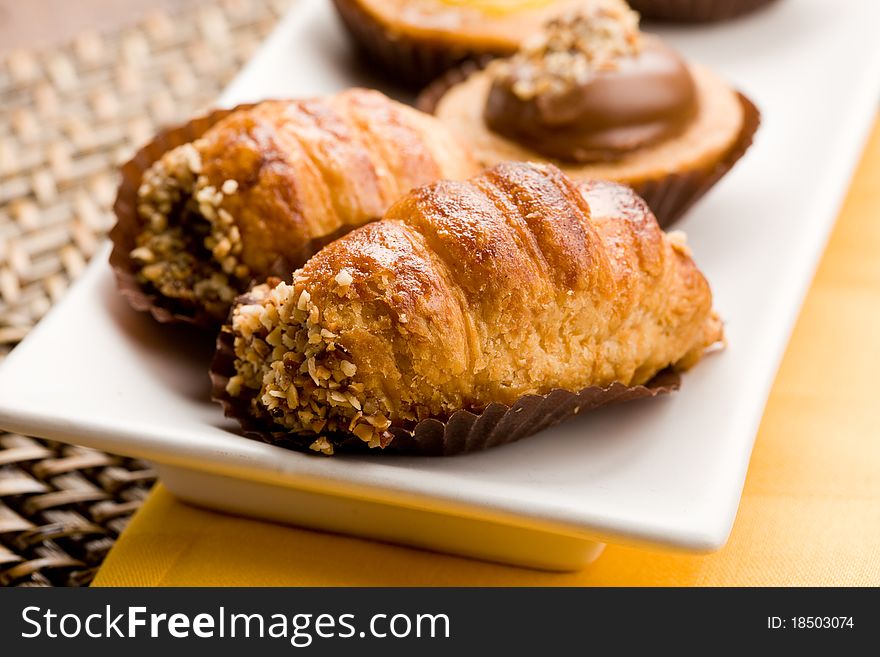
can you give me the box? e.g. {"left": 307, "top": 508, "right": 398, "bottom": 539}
{"left": 0, "top": 0, "right": 292, "bottom": 586}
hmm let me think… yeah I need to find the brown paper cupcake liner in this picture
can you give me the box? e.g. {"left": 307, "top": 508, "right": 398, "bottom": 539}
{"left": 210, "top": 321, "right": 681, "bottom": 457}
{"left": 631, "top": 92, "right": 760, "bottom": 226}
{"left": 331, "top": 0, "right": 504, "bottom": 88}
{"left": 629, "top": 0, "right": 779, "bottom": 23}
{"left": 416, "top": 62, "right": 761, "bottom": 229}
{"left": 110, "top": 104, "right": 256, "bottom": 329}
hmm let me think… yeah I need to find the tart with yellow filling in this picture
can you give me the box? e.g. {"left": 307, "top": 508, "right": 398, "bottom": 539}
{"left": 331, "top": 0, "right": 628, "bottom": 86}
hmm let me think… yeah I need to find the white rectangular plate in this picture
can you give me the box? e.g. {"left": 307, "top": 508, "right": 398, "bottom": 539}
{"left": 1, "top": 0, "right": 879, "bottom": 570}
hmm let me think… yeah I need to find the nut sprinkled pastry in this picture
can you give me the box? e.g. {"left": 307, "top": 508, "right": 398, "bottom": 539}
{"left": 212, "top": 162, "right": 723, "bottom": 456}
{"left": 110, "top": 89, "right": 479, "bottom": 326}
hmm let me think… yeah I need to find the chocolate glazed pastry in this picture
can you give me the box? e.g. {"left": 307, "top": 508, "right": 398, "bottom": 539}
{"left": 484, "top": 35, "right": 697, "bottom": 162}
{"left": 211, "top": 162, "right": 723, "bottom": 456}
{"left": 110, "top": 89, "right": 479, "bottom": 327}
{"left": 418, "top": 2, "right": 760, "bottom": 227}
{"left": 629, "top": 0, "right": 780, "bottom": 23}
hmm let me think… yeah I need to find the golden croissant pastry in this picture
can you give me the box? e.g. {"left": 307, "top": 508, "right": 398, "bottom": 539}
{"left": 222, "top": 161, "right": 723, "bottom": 453}
{"left": 121, "top": 89, "right": 479, "bottom": 323}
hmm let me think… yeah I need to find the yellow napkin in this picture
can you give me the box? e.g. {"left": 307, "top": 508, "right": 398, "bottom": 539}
{"left": 93, "top": 119, "right": 880, "bottom": 587}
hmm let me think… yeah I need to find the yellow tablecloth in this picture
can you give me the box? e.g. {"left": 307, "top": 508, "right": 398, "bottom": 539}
{"left": 93, "top": 119, "right": 880, "bottom": 587}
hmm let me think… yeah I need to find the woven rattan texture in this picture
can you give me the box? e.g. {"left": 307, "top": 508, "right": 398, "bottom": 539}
{"left": 0, "top": 434, "right": 156, "bottom": 586}
{"left": 0, "top": 0, "right": 292, "bottom": 586}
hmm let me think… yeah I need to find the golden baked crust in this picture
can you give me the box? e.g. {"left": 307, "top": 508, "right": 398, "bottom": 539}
{"left": 195, "top": 91, "right": 478, "bottom": 273}
{"left": 129, "top": 89, "right": 479, "bottom": 321}
{"left": 430, "top": 62, "right": 744, "bottom": 186}
{"left": 225, "top": 162, "right": 722, "bottom": 450}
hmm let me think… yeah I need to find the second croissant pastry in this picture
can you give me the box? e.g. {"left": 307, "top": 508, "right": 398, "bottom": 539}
{"left": 219, "top": 161, "right": 723, "bottom": 453}
{"left": 111, "top": 89, "right": 479, "bottom": 325}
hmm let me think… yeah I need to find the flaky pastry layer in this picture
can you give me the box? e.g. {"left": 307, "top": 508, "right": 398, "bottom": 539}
{"left": 130, "top": 89, "right": 479, "bottom": 320}
{"left": 224, "top": 162, "right": 722, "bottom": 453}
